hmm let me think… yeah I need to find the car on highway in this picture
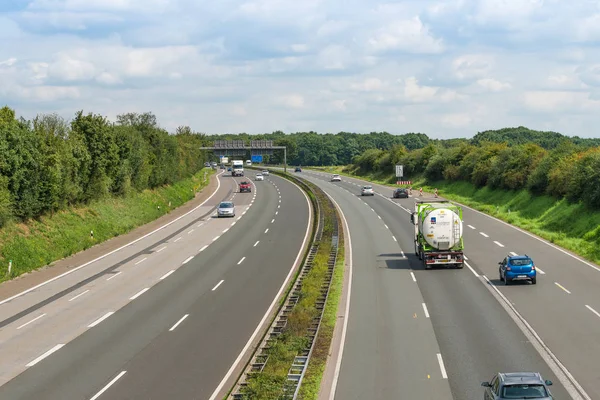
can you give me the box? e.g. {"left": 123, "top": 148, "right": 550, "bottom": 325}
{"left": 295, "top": 167, "right": 302, "bottom": 172}
{"left": 239, "top": 181, "right": 252, "bottom": 193}
{"left": 481, "top": 372, "right": 553, "bottom": 399}
{"left": 255, "top": 173, "right": 264, "bottom": 181}
{"left": 393, "top": 188, "right": 409, "bottom": 198}
{"left": 361, "top": 185, "right": 374, "bottom": 196}
{"left": 217, "top": 201, "right": 235, "bottom": 218}
{"left": 228, "top": 167, "right": 232, "bottom": 171}
{"left": 499, "top": 254, "right": 537, "bottom": 285}
{"left": 331, "top": 174, "right": 341, "bottom": 182}
{"left": 262, "top": 169, "right": 269, "bottom": 176}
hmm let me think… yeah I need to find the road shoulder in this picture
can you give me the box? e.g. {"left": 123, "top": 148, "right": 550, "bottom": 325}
{"left": 0, "top": 172, "right": 221, "bottom": 301}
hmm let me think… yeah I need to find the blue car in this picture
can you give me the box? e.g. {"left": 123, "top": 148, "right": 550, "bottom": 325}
{"left": 499, "top": 255, "right": 537, "bottom": 285}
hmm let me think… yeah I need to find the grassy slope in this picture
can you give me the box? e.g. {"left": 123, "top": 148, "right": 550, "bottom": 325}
{"left": 311, "top": 165, "right": 600, "bottom": 265}
{"left": 0, "top": 168, "right": 214, "bottom": 282}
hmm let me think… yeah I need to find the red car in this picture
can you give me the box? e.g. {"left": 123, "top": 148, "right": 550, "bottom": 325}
{"left": 239, "top": 181, "right": 252, "bottom": 193}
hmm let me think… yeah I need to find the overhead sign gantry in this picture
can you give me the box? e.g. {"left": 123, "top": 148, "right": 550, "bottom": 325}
{"left": 200, "top": 139, "right": 288, "bottom": 172}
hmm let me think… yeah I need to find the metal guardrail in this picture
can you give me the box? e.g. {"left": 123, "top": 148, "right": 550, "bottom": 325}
{"left": 229, "top": 169, "right": 341, "bottom": 399}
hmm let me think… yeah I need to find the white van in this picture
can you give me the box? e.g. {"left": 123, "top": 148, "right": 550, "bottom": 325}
{"left": 246, "top": 160, "right": 252, "bottom": 166}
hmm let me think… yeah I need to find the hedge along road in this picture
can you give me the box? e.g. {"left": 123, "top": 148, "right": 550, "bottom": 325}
{"left": 294, "top": 169, "right": 586, "bottom": 400}
{"left": 0, "top": 170, "right": 312, "bottom": 400}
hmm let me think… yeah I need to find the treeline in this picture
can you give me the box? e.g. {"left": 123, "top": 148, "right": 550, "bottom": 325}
{"left": 0, "top": 107, "right": 208, "bottom": 227}
{"left": 351, "top": 139, "right": 600, "bottom": 209}
{"left": 206, "top": 126, "right": 600, "bottom": 167}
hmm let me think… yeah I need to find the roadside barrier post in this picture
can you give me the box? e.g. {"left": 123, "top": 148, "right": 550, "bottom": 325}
{"left": 7, "top": 260, "right": 12, "bottom": 277}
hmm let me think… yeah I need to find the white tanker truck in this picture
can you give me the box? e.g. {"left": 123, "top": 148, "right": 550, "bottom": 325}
{"left": 410, "top": 200, "right": 465, "bottom": 269}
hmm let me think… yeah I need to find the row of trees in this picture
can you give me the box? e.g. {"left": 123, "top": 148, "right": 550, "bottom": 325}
{"left": 351, "top": 138, "right": 600, "bottom": 209}
{"left": 0, "top": 107, "right": 208, "bottom": 227}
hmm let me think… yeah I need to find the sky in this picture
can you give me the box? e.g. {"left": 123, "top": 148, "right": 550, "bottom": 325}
{"left": 1, "top": 0, "right": 600, "bottom": 139}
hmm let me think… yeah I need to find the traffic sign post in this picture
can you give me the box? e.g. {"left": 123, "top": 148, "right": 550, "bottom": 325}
{"left": 395, "top": 164, "right": 403, "bottom": 178}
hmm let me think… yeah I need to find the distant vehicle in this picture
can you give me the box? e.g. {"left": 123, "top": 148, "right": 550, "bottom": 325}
{"left": 262, "top": 170, "right": 269, "bottom": 176}
{"left": 228, "top": 167, "right": 232, "bottom": 172}
{"left": 411, "top": 200, "right": 464, "bottom": 269}
{"left": 246, "top": 160, "right": 252, "bottom": 166}
{"left": 361, "top": 185, "right": 374, "bottom": 196}
{"left": 499, "top": 255, "right": 537, "bottom": 285}
{"left": 481, "top": 372, "right": 553, "bottom": 399}
{"left": 255, "top": 174, "right": 264, "bottom": 181}
{"left": 295, "top": 167, "right": 302, "bottom": 172}
{"left": 220, "top": 164, "right": 225, "bottom": 169}
{"left": 239, "top": 181, "right": 252, "bottom": 193}
{"left": 331, "top": 174, "right": 341, "bottom": 182}
{"left": 217, "top": 201, "right": 235, "bottom": 218}
{"left": 204, "top": 162, "right": 211, "bottom": 167}
{"left": 232, "top": 160, "right": 244, "bottom": 176}
{"left": 393, "top": 188, "right": 409, "bottom": 198}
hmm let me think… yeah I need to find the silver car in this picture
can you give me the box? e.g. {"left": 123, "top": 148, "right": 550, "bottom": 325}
{"left": 262, "top": 170, "right": 269, "bottom": 176}
{"left": 482, "top": 372, "right": 553, "bottom": 399}
{"left": 331, "top": 174, "right": 341, "bottom": 182}
{"left": 361, "top": 185, "right": 374, "bottom": 196}
{"left": 217, "top": 201, "right": 235, "bottom": 218}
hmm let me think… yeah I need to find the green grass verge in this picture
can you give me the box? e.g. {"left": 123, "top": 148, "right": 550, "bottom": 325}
{"left": 297, "top": 227, "right": 344, "bottom": 400}
{"left": 240, "top": 179, "right": 339, "bottom": 399}
{"left": 0, "top": 168, "right": 214, "bottom": 282}
{"left": 310, "top": 165, "right": 600, "bottom": 265}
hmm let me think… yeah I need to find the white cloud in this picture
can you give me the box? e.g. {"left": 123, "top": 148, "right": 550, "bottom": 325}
{"left": 0, "top": 0, "right": 600, "bottom": 138}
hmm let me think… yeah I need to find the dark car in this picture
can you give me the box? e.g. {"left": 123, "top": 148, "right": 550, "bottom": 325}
{"left": 295, "top": 167, "right": 302, "bottom": 172}
{"left": 393, "top": 188, "right": 409, "bottom": 198}
{"left": 482, "top": 372, "right": 553, "bottom": 399}
{"left": 499, "top": 255, "right": 537, "bottom": 285}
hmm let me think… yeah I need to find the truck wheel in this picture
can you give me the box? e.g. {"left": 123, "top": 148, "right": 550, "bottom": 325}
{"left": 457, "top": 263, "right": 464, "bottom": 269}
{"left": 532, "top": 277, "right": 537, "bottom": 285}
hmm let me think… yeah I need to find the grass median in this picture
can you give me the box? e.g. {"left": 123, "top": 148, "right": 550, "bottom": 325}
{"left": 311, "top": 165, "right": 600, "bottom": 265}
{"left": 0, "top": 168, "right": 214, "bottom": 282}
{"left": 239, "top": 177, "right": 341, "bottom": 399}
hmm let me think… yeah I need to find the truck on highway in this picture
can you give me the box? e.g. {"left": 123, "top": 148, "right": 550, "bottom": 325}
{"left": 411, "top": 200, "right": 464, "bottom": 269}
{"left": 232, "top": 160, "right": 244, "bottom": 177}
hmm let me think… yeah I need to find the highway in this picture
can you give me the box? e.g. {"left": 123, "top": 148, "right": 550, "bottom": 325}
{"left": 0, "top": 169, "right": 311, "bottom": 399}
{"left": 296, "top": 169, "right": 597, "bottom": 400}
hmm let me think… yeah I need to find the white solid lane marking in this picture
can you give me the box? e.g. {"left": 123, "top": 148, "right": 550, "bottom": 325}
{"left": 494, "top": 241, "right": 505, "bottom": 247}
{"left": 384, "top": 224, "right": 389, "bottom": 229}
{"left": 183, "top": 256, "right": 194, "bottom": 264}
{"left": 212, "top": 280, "right": 225, "bottom": 291}
{"left": 68, "top": 290, "right": 90, "bottom": 302}
{"left": 265, "top": 228, "right": 269, "bottom": 233}
{"left": 468, "top": 225, "right": 476, "bottom": 229}
{"left": 480, "top": 232, "right": 489, "bottom": 238}
{"left": 188, "top": 229, "right": 194, "bottom": 234}
{"left": 26, "top": 344, "right": 65, "bottom": 367}
{"left": 510, "top": 251, "right": 518, "bottom": 256}
{"left": 464, "top": 256, "right": 469, "bottom": 260}
{"left": 422, "top": 303, "right": 430, "bottom": 318}
{"left": 89, "top": 371, "right": 127, "bottom": 400}
{"left": 392, "top": 236, "right": 397, "bottom": 242}
{"left": 160, "top": 270, "right": 175, "bottom": 280}
{"left": 554, "top": 282, "right": 571, "bottom": 294}
{"left": 254, "top": 241, "right": 260, "bottom": 247}
{"left": 437, "top": 353, "right": 448, "bottom": 379}
{"left": 169, "top": 314, "right": 189, "bottom": 331}
{"left": 174, "top": 237, "right": 182, "bottom": 243}
{"left": 223, "top": 228, "right": 229, "bottom": 233}
{"left": 242, "top": 211, "right": 247, "bottom": 215}
{"left": 271, "top": 218, "right": 275, "bottom": 223}
{"left": 237, "top": 216, "right": 242, "bottom": 220}
{"left": 585, "top": 305, "right": 600, "bottom": 319}
{"left": 199, "top": 245, "right": 209, "bottom": 252}
{"left": 231, "top": 221, "right": 236, "bottom": 226}
{"left": 212, "top": 236, "right": 220, "bottom": 242}
{"left": 156, "top": 246, "right": 167, "bottom": 253}
{"left": 378, "top": 215, "right": 381, "bottom": 219}
{"left": 238, "top": 257, "right": 246, "bottom": 265}
{"left": 130, "top": 288, "right": 149, "bottom": 300}
{"left": 464, "top": 261, "right": 479, "bottom": 277}
{"left": 17, "top": 313, "right": 46, "bottom": 330}
{"left": 410, "top": 272, "right": 416, "bottom": 282}
{"left": 106, "top": 271, "right": 122, "bottom": 281}
{"left": 536, "top": 267, "right": 546, "bottom": 274}
{"left": 88, "top": 312, "right": 114, "bottom": 328}
{"left": 135, "top": 257, "right": 147, "bottom": 265}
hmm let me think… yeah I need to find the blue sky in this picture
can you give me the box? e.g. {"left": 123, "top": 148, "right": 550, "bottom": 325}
{"left": 1, "top": 0, "right": 600, "bottom": 138}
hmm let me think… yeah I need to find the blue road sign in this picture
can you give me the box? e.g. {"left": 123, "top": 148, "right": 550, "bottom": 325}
{"left": 251, "top": 155, "right": 263, "bottom": 163}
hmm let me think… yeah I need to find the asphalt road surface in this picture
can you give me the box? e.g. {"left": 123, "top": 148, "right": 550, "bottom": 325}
{"left": 297, "top": 169, "right": 594, "bottom": 400}
{"left": 0, "top": 169, "right": 311, "bottom": 400}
